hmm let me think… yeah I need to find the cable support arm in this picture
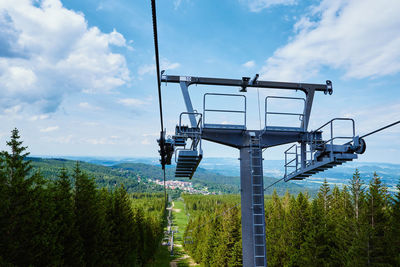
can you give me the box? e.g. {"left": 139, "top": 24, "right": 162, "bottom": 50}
{"left": 161, "top": 74, "right": 333, "bottom": 95}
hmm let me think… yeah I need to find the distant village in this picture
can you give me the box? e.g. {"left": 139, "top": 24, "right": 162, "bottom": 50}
{"left": 150, "top": 179, "right": 213, "bottom": 195}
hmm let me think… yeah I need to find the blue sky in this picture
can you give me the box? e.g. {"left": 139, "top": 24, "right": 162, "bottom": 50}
{"left": 0, "top": 0, "right": 399, "bottom": 163}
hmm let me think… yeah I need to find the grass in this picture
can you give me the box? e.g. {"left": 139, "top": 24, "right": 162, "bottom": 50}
{"left": 147, "top": 244, "right": 190, "bottom": 267}
{"left": 147, "top": 200, "right": 192, "bottom": 267}
{"left": 146, "top": 244, "right": 174, "bottom": 267}
{"left": 172, "top": 200, "right": 189, "bottom": 245}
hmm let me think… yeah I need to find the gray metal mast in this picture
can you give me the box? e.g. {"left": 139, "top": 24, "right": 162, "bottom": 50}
{"left": 159, "top": 74, "right": 365, "bottom": 267}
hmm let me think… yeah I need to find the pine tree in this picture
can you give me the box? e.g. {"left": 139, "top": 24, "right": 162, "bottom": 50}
{"left": 350, "top": 169, "right": 364, "bottom": 221}
{"left": 0, "top": 128, "right": 58, "bottom": 265}
{"left": 286, "top": 192, "right": 310, "bottom": 266}
{"left": 390, "top": 178, "right": 400, "bottom": 264}
{"left": 317, "top": 179, "right": 331, "bottom": 216}
{"left": 347, "top": 169, "right": 370, "bottom": 266}
{"left": 303, "top": 198, "right": 328, "bottom": 266}
{"left": 366, "top": 172, "right": 391, "bottom": 265}
{"left": 53, "top": 168, "right": 84, "bottom": 266}
{"left": 73, "top": 162, "right": 102, "bottom": 265}
{"left": 328, "top": 186, "right": 352, "bottom": 265}
{"left": 265, "top": 190, "right": 287, "bottom": 266}
{"left": 302, "top": 182, "right": 335, "bottom": 266}
{"left": 110, "top": 185, "right": 136, "bottom": 265}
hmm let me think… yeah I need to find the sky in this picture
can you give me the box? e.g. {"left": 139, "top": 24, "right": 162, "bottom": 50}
{"left": 0, "top": 0, "right": 399, "bottom": 163}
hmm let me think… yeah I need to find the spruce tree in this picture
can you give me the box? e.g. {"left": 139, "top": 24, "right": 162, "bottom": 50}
{"left": 348, "top": 169, "right": 369, "bottom": 266}
{"left": 391, "top": 178, "right": 400, "bottom": 264}
{"left": 350, "top": 169, "right": 364, "bottom": 221}
{"left": 73, "top": 162, "right": 102, "bottom": 265}
{"left": 328, "top": 186, "right": 352, "bottom": 265}
{"left": 0, "top": 128, "right": 57, "bottom": 265}
{"left": 110, "top": 185, "right": 136, "bottom": 265}
{"left": 53, "top": 168, "right": 84, "bottom": 266}
{"left": 366, "top": 172, "right": 391, "bottom": 265}
{"left": 317, "top": 179, "right": 331, "bottom": 216}
{"left": 303, "top": 198, "right": 328, "bottom": 266}
{"left": 265, "top": 190, "right": 286, "bottom": 266}
{"left": 286, "top": 192, "right": 310, "bottom": 266}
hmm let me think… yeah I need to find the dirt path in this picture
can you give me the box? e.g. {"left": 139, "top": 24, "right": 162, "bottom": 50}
{"left": 169, "top": 245, "right": 197, "bottom": 267}
{"left": 169, "top": 202, "right": 198, "bottom": 267}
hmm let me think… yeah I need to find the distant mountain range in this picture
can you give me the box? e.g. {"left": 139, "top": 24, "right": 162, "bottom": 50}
{"left": 34, "top": 155, "right": 400, "bottom": 194}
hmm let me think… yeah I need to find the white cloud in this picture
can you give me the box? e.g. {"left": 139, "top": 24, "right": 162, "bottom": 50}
{"left": 243, "top": 60, "right": 255, "bottom": 68}
{"left": 40, "top": 126, "right": 59, "bottom": 132}
{"left": 30, "top": 114, "right": 49, "bottom": 121}
{"left": 141, "top": 138, "right": 150, "bottom": 145}
{"left": 4, "top": 105, "right": 21, "bottom": 114}
{"left": 342, "top": 103, "right": 400, "bottom": 135}
{"left": 117, "top": 98, "right": 148, "bottom": 107}
{"left": 142, "top": 132, "right": 159, "bottom": 137}
{"left": 0, "top": 0, "right": 131, "bottom": 112}
{"left": 79, "top": 102, "right": 102, "bottom": 110}
{"left": 138, "top": 58, "right": 180, "bottom": 76}
{"left": 242, "top": 0, "right": 297, "bottom": 12}
{"left": 82, "top": 136, "right": 125, "bottom": 145}
{"left": 84, "top": 137, "right": 115, "bottom": 145}
{"left": 43, "top": 134, "right": 73, "bottom": 144}
{"left": 260, "top": 0, "right": 400, "bottom": 81}
{"left": 174, "top": 0, "right": 183, "bottom": 10}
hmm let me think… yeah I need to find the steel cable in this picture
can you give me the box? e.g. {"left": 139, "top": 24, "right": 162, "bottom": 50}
{"left": 151, "top": 0, "right": 167, "bottom": 204}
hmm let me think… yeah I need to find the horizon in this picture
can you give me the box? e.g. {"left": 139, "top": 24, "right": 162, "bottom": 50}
{"left": 29, "top": 154, "right": 400, "bottom": 166}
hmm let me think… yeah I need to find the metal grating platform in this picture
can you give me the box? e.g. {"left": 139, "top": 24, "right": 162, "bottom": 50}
{"left": 203, "top": 123, "right": 246, "bottom": 130}
{"left": 284, "top": 153, "right": 357, "bottom": 182}
{"left": 264, "top": 126, "right": 304, "bottom": 132}
{"left": 175, "top": 150, "right": 202, "bottom": 179}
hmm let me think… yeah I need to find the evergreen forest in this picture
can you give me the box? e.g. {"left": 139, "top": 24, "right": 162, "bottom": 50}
{"left": 0, "top": 129, "right": 166, "bottom": 266}
{"left": 183, "top": 172, "right": 400, "bottom": 266}
{"left": 1, "top": 128, "right": 400, "bottom": 266}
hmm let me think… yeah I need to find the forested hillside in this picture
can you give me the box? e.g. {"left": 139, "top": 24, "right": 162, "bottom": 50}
{"left": 183, "top": 172, "right": 400, "bottom": 266}
{"left": 0, "top": 129, "right": 166, "bottom": 266}
{"left": 29, "top": 157, "right": 165, "bottom": 193}
{"left": 28, "top": 158, "right": 239, "bottom": 195}
{"left": 30, "top": 157, "right": 312, "bottom": 196}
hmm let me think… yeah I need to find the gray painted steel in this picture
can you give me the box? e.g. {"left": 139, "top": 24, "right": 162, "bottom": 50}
{"left": 179, "top": 82, "right": 197, "bottom": 127}
{"left": 166, "top": 73, "right": 365, "bottom": 267}
{"left": 240, "top": 138, "right": 267, "bottom": 267}
{"left": 161, "top": 74, "right": 332, "bottom": 94}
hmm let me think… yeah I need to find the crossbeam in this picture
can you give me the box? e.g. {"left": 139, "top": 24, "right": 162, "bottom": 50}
{"left": 161, "top": 74, "right": 333, "bottom": 95}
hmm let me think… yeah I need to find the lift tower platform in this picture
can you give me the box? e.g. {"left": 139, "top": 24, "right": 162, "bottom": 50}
{"left": 159, "top": 74, "right": 365, "bottom": 267}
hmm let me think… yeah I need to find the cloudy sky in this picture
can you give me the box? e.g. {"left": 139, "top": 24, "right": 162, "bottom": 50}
{"left": 0, "top": 0, "right": 399, "bottom": 163}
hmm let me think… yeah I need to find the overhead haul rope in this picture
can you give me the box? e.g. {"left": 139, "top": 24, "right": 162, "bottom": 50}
{"left": 360, "top": 120, "right": 400, "bottom": 139}
{"left": 151, "top": 0, "right": 167, "bottom": 204}
{"left": 263, "top": 120, "right": 400, "bottom": 191}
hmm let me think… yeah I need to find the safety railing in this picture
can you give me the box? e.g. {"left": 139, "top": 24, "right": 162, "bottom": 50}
{"left": 265, "top": 96, "right": 305, "bottom": 130}
{"left": 178, "top": 112, "right": 202, "bottom": 134}
{"left": 203, "top": 93, "right": 246, "bottom": 129}
{"left": 284, "top": 118, "right": 356, "bottom": 175}
{"left": 177, "top": 112, "right": 203, "bottom": 151}
{"left": 309, "top": 118, "right": 355, "bottom": 161}
{"left": 284, "top": 144, "right": 298, "bottom": 177}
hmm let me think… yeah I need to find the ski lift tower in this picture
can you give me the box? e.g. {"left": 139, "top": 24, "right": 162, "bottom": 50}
{"left": 158, "top": 74, "right": 366, "bottom": 267}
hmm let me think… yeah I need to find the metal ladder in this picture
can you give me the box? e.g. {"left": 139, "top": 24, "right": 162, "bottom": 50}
{"left": 249, "top": 134, "right": 267, "bottom": 267}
